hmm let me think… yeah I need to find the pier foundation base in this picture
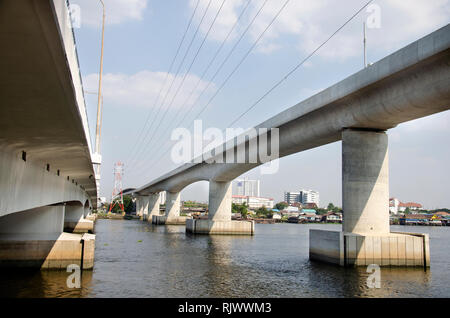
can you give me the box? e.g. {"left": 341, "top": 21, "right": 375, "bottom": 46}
{"left": 0, "top": 232, "right": 95, "bottom": 269}
{"left": 64, "top": 219, "right": 94, "bottom": 233}
{"left": 186, "top": 219, "right": 254, "bottom": 235}
{"left": 309, "top": 230, "right": 430, "bottom": 267}
{"left": 85, "top": 214, "right": 97, "bottom": 222}
{"left": 152, "top": 215, "right": 189, "bottom": 225}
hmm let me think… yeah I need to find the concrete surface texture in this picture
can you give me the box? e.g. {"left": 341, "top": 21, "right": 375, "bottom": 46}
{"left": 0, "top": 0, "right": 97, "bottom": 213}
{"left": 0, "top": 0, "right": 97, "bottom": 271}
{"left": 152, "top": 215, "right": 190, "bottom": 225}
{"left": 342, "top": 129, "right": 390, "bottom": 234}
{"left": 0, "top": 232, "right": 95, "bottom": 269}
{"left": 185, "top": 181, "right": 254, "bottom": 235}
{"left": 148, "top": 193, "right": 161, "bottom": 217}
{"left": 165, "top": 192, "right": 181, "bottom": 219}
{"left": 309, "top": 230, "right": 430, "bottom": 267}
{"left": 208, "top": 181, "right": 232, "bottom": 221}
{"left": 64, "top": 203, "right": 94, "bottom": 233}
{"left": 186, "top": 219, "right": 255, "bottom": 235}
{"left": 136, "top": 195, "right": 149, "bottom": 218}
{"left": 0, "top": 205, "right": 95, "bottom": 269}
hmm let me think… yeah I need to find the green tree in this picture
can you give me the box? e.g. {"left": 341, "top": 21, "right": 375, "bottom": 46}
{"left": 404, "top": 207, "right": 411, "bottom": 214}
{"left": 256, "top": 206, "right": 272, "bottom": 218}
{"left": 239, "top": 203, "right": 248, "bottom": 219}
{"left": 232, "top": 203, "right": 249, "bottom": 219}
{"left": 123, "top": 195, "right": 134, "bottom": 213}
{"left": 275, "top": 202, "right": 288, "bottom": 210}
{"left": 316, "top": 208, "right": 327, "bottom": 215}
{"left": 332, "top": 206, "right": 342, "bottom": 213}
{"left": 327, "top": 203, "right": 335, "bottom": 211}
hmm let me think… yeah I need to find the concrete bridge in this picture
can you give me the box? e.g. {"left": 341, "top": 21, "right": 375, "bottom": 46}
{"left": 132, "top": 24, "right": 450, "bottom": 267}
{"left": 0, "top": 0, "right": 97, "bottom": 268}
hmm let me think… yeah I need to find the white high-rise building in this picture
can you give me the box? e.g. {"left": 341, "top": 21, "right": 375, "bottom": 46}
{"left": 299, "top": 189, "right": 320, "bottom": 206}
{"left": 284, "top": 191, "right": 300, "bottom": 205}
{"left": 233, "top": 178, "right": 260, "bottom": 197}
{"left": 232, "top": 196, "right": 274, "bottom": 209}
{"left": 284, "top": 190, "right": 320, "bottom": 206}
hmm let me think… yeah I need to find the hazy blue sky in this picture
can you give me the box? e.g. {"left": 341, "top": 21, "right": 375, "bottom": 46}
{"left": 71, "top": 0, "right": 449, "bottom": 209}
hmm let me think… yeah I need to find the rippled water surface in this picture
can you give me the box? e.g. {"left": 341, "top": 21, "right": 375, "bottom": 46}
{"left": 1, "top": 220, "right": 449, "bottom": 297}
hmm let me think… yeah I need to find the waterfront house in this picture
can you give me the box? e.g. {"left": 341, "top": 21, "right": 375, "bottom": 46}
{"left": 301, "top": 209, "right": 317, "bottom": 215}
{"left": 287, "top": 216, "right": 300, "bottom": 223}
{"left": 399, "top": 214, "right": 430, "bottom": 225}
{"left": 322, "top": 212, "right": 343, "bottom": 223}
{"left": 272, "top": 213, "right": 282, "bottom": 221}
{"left": 389, "top": 197, "right": 423, "bottom": 214}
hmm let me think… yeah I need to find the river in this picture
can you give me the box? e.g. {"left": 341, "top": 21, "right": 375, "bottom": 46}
{"left": 1, "top": 220, "right": 449, "bottom": 297}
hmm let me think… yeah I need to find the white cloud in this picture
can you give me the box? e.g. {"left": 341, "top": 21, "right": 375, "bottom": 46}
{"left": 191, "top": 0, "right": 449, "bottom": 58}
{"left": 71, "top": 0, "right": 147, "bottom": 27}
{"left": 83, "top": 70, "right": 215, "bottom": 110}
{"left": 189, "top": 0, "right": 247, "bottom": 42}
{"left": 396, "top": 110, "right": 450, "bottom": 133}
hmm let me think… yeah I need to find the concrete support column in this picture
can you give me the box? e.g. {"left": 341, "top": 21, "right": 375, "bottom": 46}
{"left": 310, "top": 129, "right": 429, "bottom": 267}
{"left": 208, "top": 181, "right": 232, "bottom": 221}
{"left": 148, "top": 193, "right": 160, "bottom": 218}
{"left": 165, "top": 192, "right": 181, "bottom": 219}
{"left": 342, "top": 129, "right": 390, "bottom": 234}
{"left": 65, "top": 204, "right": 84, "bottom": 223}
{"left": 64, "top": 204, "right": 94, "bottom": 233}
{"left": 136, "top": 197, "right": 142, "bottom": 216}
{"left": 142, "top": 196, "right": 150, "bottom": 220}
{"left": 0, "top": 205, "right": 65, "bottom": 239}
{"left": 0, "top": 205, "right": 96, "bottom": 269}
{"left": 185, "top": 180, "right": 253, "bottom": 235}
{"left": 152, "top": 191, "right": 188, "bottom": 225}
{"left": 83, "top": 203, "right": 90, "bottom": 218}
{"left": 136, "top": 195, "right": 149, "bottom": 218}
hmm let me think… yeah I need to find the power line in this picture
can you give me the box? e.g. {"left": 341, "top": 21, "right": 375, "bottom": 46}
{"left": 128, "top": 0, "right": 227, "bottom": 171}
{"left": 127, "top": 0, "right": 272, "bottom": 177}
{"left": 228, "top": 0, "right": 375, "bottom": 127}
{"left": 127, "top": 0, "right": 253, "bottom": 177}
{"left": 192, "top": 0, "right": 291, "bottom": 123}
{"left": 127, "top": 0, "right": 214, "bottom": 169}
{"left": 131, "top": 0, "right": 375, "bottom": 182}
{"left": 124, "top": 0, "right": 201, "bottom": 166}
{"left": 129, "top": 0, "right": 287, "bottom": 177}
{"left": 176, "top": 0, "right": 253, "bottom": 118}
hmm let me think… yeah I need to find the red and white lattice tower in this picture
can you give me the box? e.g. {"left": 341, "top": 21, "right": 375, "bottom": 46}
{"left": 108, "top": 162, "right": 125, "bottom": 213}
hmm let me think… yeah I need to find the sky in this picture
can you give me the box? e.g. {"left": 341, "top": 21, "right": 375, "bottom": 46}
{"left": 70, "top": 0, "right": 450, "bottom": 209}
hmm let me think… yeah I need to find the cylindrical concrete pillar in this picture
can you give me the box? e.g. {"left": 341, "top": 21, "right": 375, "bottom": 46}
{"left": 208, "top": 181, "right": 232, "bottom": 221}
{"left": 342, "top": 129, "right": 390, "bottom": 234}
{"left": 165, "top": 192, "right": 181, "bottom": 218}
{"left": 148, "top": 193, "right": 160, "bottom": 218}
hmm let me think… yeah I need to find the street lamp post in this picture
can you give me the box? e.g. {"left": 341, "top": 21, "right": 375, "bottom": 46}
{"left": 93, "top": 0, "right": 105, "bottom": 205}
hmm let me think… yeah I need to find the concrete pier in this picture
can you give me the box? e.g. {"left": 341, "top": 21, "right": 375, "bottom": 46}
{"left": 152, "top": 192, "right": 189, "bottom": 225}
{"left": 147, "top": 193, "right": 160, "bottom": 222}
{"left": 64, "top": 203, "right": 94, "bottom": 233}
{"left": 186, "top": 181, "right": 254, "bottom": 235}
{"left": 0, "top": 205, "right": 95, "bottom": 269}
{"left": 136, "top": 195, "right": 149, "bottom": 221}
{"left": 309, "top": 130, "right": 430, "bottom": 267}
